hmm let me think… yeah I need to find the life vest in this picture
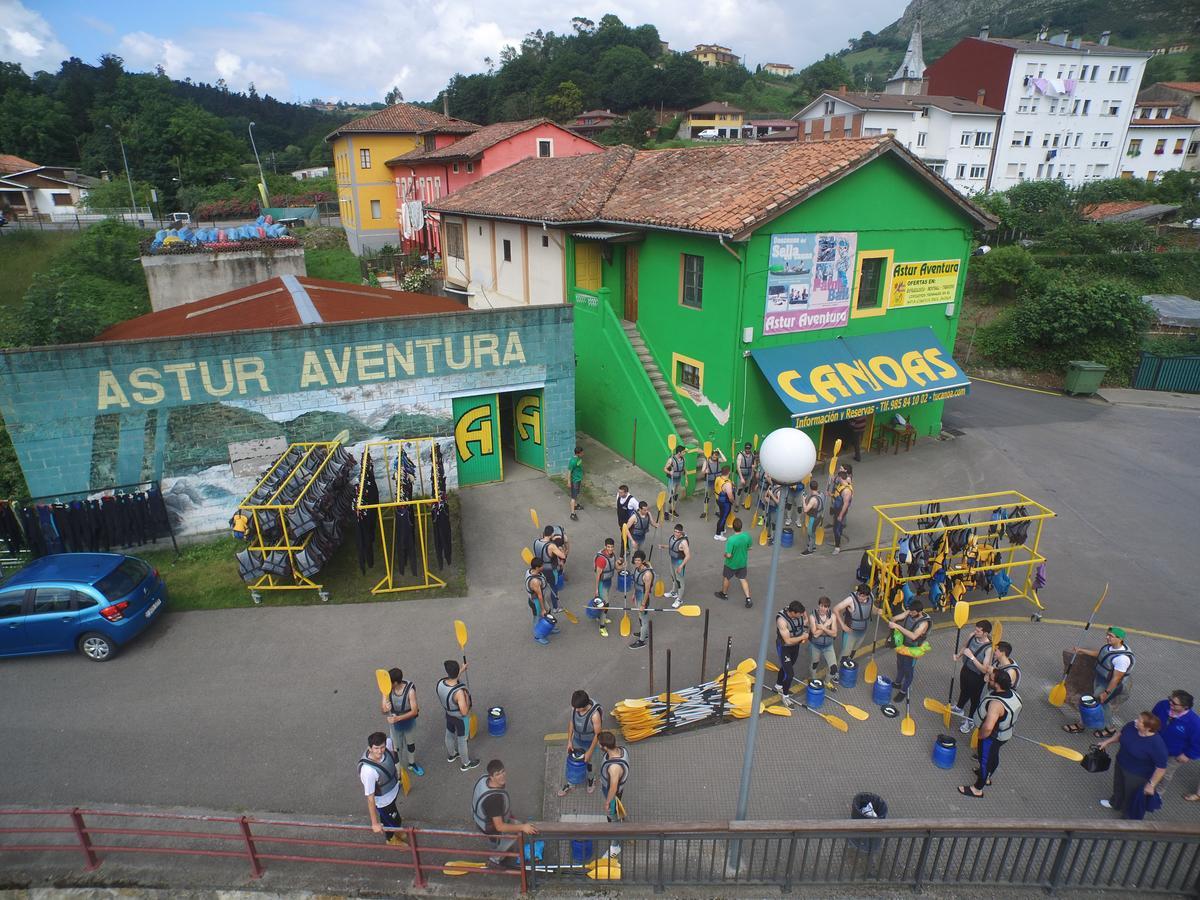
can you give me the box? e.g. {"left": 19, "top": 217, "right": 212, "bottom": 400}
{"left": 633, "top": 566, "right": 655, "bottom": 602}
{"left": 600, "top": 748, "right": 629, "bottom": 798}
{"left": 359, "top": 747, "right": 399, "bottom": 799}
{"left": 666, "top": 454, "right": 682, "bottom": 478}
{"left": 472, "top": 775, "right": 510, "bottom": 833}
{"left": 842, "top": 593, "right": 871, "bottom": 632}
{"left": 595, "top": 552, "right": 615, "bottom": 582}
{"left": 777, "top": 610, "right": 806, "bottom": 645}
{"left": 571, "top": 702, "right": 602, "bottom": 748}
{"left": 437, "top": 677, "right": 469, "bottom": 717}
{"left": 996, "top": 661, "right": 1020, "bottom": 690}
{"left": 525, "top": 570, "right": 546, "bottom": 611}
{"left": 737, "top": 451, "right": 755, "bottom": 480}
{"left": 964, "top": 634, "right": 991, "bottom": 666}
{"left": 805, "top": 492, "right": 825, "bottom": 518}
{"left": 713, "top": 475, "right": 729, "bottom": 496}
{"left": 629, "top": 512, "right": 651, "bottom": 541}
{"left": 974, "top": 690, "right": 1022, "bottom": 742}
{"left": 668, "top": 533, "right": 688, "bottom": 561}
{"left": 1096, "top": 644, "right": 1135, "bottom": 682}
{"left": 389, "top": 681, "right": 414, "bottom": 717}
{"left": 811, "top": 607, "right": 835, "bottom": 649}
{"left": 894, "top": 613, "right": 931, "bottom": 657}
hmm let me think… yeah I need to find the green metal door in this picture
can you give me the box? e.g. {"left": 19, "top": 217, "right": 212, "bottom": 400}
{"left": 513, "top": 390, "right": 545, "bottom": 470}
{"left": 452, "top": 394, "right": 502, "bottom": 485}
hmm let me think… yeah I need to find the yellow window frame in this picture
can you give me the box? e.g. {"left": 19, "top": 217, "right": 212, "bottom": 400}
{"left": 671, "top": 353, "right": 705, "bottom": 397}
{"left": 851, "top": 248, "right": 893, "bottom": 319}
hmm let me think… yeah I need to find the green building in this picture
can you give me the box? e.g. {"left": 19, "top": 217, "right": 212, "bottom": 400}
{"left": 430, "top": 136, "right": 993, "bottom": 477}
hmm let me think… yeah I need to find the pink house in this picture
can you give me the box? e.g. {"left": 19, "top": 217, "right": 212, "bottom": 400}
{"left": 386, "top": 118, "right": 602, "bottom": 252}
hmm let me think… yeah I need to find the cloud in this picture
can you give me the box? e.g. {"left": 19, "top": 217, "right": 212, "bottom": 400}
{"left": 119, "top": 31, "right": 194, "bottom": 75}
{"left": 0, "top": 0, "right": 69, "bottom": 74}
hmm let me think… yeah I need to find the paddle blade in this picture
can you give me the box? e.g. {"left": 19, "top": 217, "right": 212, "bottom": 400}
{"left": 621, "top": 697, "right": 651, "bottom": 709}
{"left": 824, "top": 712, "right": 850, "bottom": 732}
{"left": 759, "top": 528, "right": 768, "bottom": 546}
{"left": 923, "top": 697, "right": 950, "bottom": 715}
{"left": 469, "top": 713, "right": 478, "bottom": 740}
{"left": 763, "top": 702, "right": 792, "bottom": 716}
{"left": 1087, "top": 583, "right": 1110, "bottom": 622}
{"left": 656, "top": 490, "right": 666, "bottom": 513}
{"left": 992, "top": 620, "right": 1003, "bottom": 646}
{"left": 815, "top": 524, "right": 825, "bottom": 545}
{"left": 375, "top": 668, "right": 391, "bottom": 697}
{"left": 400, "top": 766, "right": 412, "bottom": 797}
{"left": 704, "top": 440, "right": 713, "bottom": 457}
{"left": 443, "top": 860, "right": 487, "bottom": 875}
{"left": 587, "top": 859, "right": 622, "bottom": 881}
{"left": 561, "top": 607, "right": 579, "bottom": 625}
{"left": 654, "top": 580, "right": 665, "bottom": 597}
{"left": 831, "top": 438, "right": 842, "bottom": 457}
{"left": 765, "top": 659, "right": 780, "bottom": 672}
{"left": 454, "top": 618, "right": 469, "bottom": 650}
{"left": 743, "top": 493, "right": 752, "bottom": 509}
{"left": 971, "top": 727, "right": 980, "bottom": 749}
{"left": 620, "top": 610, "right": 631, "bottom": 637}
{"left": 944, "top": 706, "right": 952, "bottom": 729}
{"left": 953, "top": 600, "right": 969, "bottom": 629}
{"left": 675, "top": 604, "right": 703, "bottom": 617}
{"left": 1048, "top": 680, "right": 1068, "bottom": 707}
{"left": 952, "top": 579, "right": 967, "bottom": 602}
{"left": 614, "top": 797, "right": 627, "bottom": 820}
{"left": 668, "top": 434, "right": 677, "bottom": 451}
{"left": 864, "top": 657, "right": 878, "bottom": 684}
{"left": 901, "top": 714, "right": 916, "bottom": 736}
{"left": 530, "top": 508, "right": 539, "bottom": 529}
{"left": 726, "top": 510, "right": 735, "bottom": 527}
{"left": 842, "top": 703, "right": 870, "bottom": 721}
{"left": 736, "top": 657, "right": 758, "bottom": 674}
{"left": 520, "top": 547, "right": 534, "bottom": 565}
{"left": 1046, "top": 743, "right": 1085, "bottom": 762}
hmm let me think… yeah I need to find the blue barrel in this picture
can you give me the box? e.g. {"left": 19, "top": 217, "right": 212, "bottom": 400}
{"left": 932, "top": 734, "right": 957, "bottom": 769}
{"left": 872, "top": 676, "right": 893, "bottom": 706}
{"left": 553, "top": 568, "right": 564, "bottom": 590}
{"left": 781, "top": 527, "right": 794, "bottom": 548}
{"left": 840, "top": 658, "right": 859, "bottom": 689}
{"left": 1080, "top": 695, "right": 1105, "bottom": 730}
{"left": 488, "top": 706, "right": 507, "bottom": 737}
{"left": 571, "top": 838, "right": 593, "bottom": 862}
{"left": 533, "top": 615, "right": 555, "bottom": 641}
{"left": 565, "top": 751, "right": 587, "bottom": 785}
{"left": 617, "top": 570, "right": 633, "bottom": 593}
{"left": 806, "top": 679, "right": 826, "bottom": 709}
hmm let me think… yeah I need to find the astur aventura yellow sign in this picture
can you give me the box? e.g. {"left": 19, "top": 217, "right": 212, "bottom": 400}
{"left": 889, "top": 259, "right": 961, "bottom": 309}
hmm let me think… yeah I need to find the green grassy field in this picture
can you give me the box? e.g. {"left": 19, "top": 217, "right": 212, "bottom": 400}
{"left": 304, "top": 246, "right": 362, "bottom": 284}
{"left": 0, "top": 230, "right": 81, "bottom": 311}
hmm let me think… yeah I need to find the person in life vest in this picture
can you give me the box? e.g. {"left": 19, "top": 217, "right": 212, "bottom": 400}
{"left": 660, "top": 523, "right": 691, "bottom": 609}
{"left": 833, "top": 583, "right": 873, "bottom": 676}
{"left": 437, "top": 660, "right": 479, "bottom": 772}
{"left": 772, "top": 601, "right": 809, "bottom": 703}
{"left": 829, "top": 465, "right": 853, "bottom": 556}
{"left": 591, "top": 539, "right": 619, "bottom": 638}
{"left": 557, "top": 690, "right": 604, "bottom": 796}
{"left": 534, "top": 525, "right": 567, "bottom": 612}
{"left": 615, "top": 485, "right": 638, "bottom": 557}
{"left": 808, "top": 595, "right": 840, "bottom": 687}
{"left": 230, "top": 509, "right": 250, "bottom": 541}
{"left": 359, "top": 732, "right": 408, "bottom": 846}
{"left": 951, "top": 620, "right": 994, "bottom": 734}
{"left": 958, "top": 668, "right": 1021, "bottom": 799}
{"left": 698, "top": 447, "right": 725, "bottom": 519}
{"left": 881, "top": 599, "right": 931, "bottom": 703}
{"left": 624, "top": 500, "right": 656, "bottom": 561}
{"left": 800, "top": 480, "right": 824, "bottom": 555}
{"left": 714, "top": 467, "right": 735, "bottom": 540}
{"left": 663, "top": 444, "right": 686, "bottom": 520}
{"left": 525, "top": 558, "right": 556, "bottom": 645}
{"left": 628, "top": 550, "right": 655, "bottom": 651}
{"left": 472, "top": 759, "right": 537, "bottom": 869}
{"left": 381, "top": 667, "right": 424, "bottom": 777}
{"left": 759, "top": 477, "right": 782, "bottom": 544}
{"left": 987, "top": 640, "right": 1021, "bottom": 692}
{"left": 598, "top": 730, "right": 630, "bottom": 823}
{"left": 735, "top": 442, "right": 758, "bottom": 506}
{"left": 1064, "top": 626, "right": 1135, "bottom": 738}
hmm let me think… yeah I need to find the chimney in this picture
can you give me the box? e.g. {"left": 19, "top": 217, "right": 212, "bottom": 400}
{"left": 1037, "top": 26, "right": 1049, "bottom": 41}
{"left": 839, "top": 84, "right": 847, "bottom": 95}
{"left": 1072, "top": 37, "right": 1081, "bottom": 49}
{"left": 977, "top": 88, "right": 987, "bottom": 106}
{"left": 1099, "top": 30, "right": 1111, "bottom": 46}
{"left": 1050, "top": 31, "right": 1069, "bottom": 46}
{"left": 979, "top": 25, "right": 990, "bottom": 40}
{"left": 443, "top": 94, "right": 450, "bottom": 117}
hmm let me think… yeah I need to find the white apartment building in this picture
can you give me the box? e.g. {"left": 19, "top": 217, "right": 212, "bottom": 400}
{"left": 1121, "top": 102, "right": 1200, "bottom": 181}
{"left": 926, "top": 27, "right": 1152, "bottom": 190}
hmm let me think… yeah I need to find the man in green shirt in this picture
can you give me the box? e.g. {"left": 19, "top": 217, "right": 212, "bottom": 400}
{"left": 568, "top": 445, "right": 584, "bottom": 521}
{"left": 715, "top": 517, "right": 753, "bottom": 608}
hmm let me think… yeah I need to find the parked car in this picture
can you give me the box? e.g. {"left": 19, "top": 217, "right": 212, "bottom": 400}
{"left": 170, "top": 212, "right": 191, "bottom": 225}
{"left": 0, "top": 554, "right": 167, "bottom": 661}
{"left": 696, "top": 128, "right": 719, "bottom": 140}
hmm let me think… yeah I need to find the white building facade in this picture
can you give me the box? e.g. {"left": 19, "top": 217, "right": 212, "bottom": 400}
{"left": 1121, "top": 108, "right": 1200, "bottom": 181}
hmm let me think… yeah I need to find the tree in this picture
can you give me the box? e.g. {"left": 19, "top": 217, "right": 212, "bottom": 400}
{"left": 1140, "top": 54, "right": 1174, "bottom": 89}
{"left": 384, "top": 86, "right": 404, "bottom": 105}
{"left": 544, "top": 81, "right": 584, "bottom": 121}
{"left": 600, "top": 109, "right": 655, "bottom": 148}
{"left": 595, "top": 46, "right": 654, "bottom": 110}
{"left": 571, "top": 17, "right": 595, "bottom": 35}
{"left": 789, "top": 55, "right": 853, "bottom": 107}
{"left": 78, "top": 178, "right": 155, "bottom": 211}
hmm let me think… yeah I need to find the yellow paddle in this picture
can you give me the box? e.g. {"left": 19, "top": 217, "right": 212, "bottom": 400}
{"left": 942, "top": 598, "right": 971, "bottom": 728}
{"left": 801, "top": 681, "right": 869, "bottom": 720}
{"left": 764, "top": 659, "right": 780, "bottom": 672}
{"left": 800, "top": 703, "right": 849, "bottom": 732}
{"left": 453, "top": 619, "right": 477, "bottom": 740}
{"left": 1050, "top": 583, "right": 1109, "bottom": 707}
{"left": 736, "top": 657, "right": 758, "bottom": 675}
{"left": 530, "top": 507, "right": 539, "bottom": 530}
{"left": 614, "top": 797, "right": 627, "bottom": 820}
{"left": 521, "top": 547, "right": 534, "bottom": 565}
{"left": 444, "top": 858, "right": 622, "bottom": 880}
{"left": 971, "top": 726, "right": 980, "bottom": 750}
{"left": 827, "top": 438, "right": 843, "bottom": 478}
{"left": 758, "top": 525, "right": 769, "bottom": 546}
{"left": 901, "top": 693, "right": 916, "bottom": 736}
{"left": 991, "top": 618, "right": 1003, "bottom": 647}
{"left": 374, "top": 668, "right": 411, "bottom": 796}
{"left": 668, "top": 433, "right": 677, "bottom": 452}
{"left": 1013, "top": 735, "right": 1085, "bottom": 762}
{"left": 814, "top": 520, "right": 825, "bottom": 545}
{"left": 761, "top": 701, "right": 792, "bottom": 716}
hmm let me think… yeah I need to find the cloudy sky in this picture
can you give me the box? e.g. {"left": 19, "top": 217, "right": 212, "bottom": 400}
{"left": 4, "top": 0, "right": 908, "bottom": 103}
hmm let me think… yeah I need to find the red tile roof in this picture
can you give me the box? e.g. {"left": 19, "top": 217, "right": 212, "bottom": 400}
{"left": 326, "top": 103, "right": 479, "bottom": 141}
{"left": 0, "top": 154, "right": 38, "bottom": 175}
{"left": 1081, "top": 200, "right": 1155, "bottom": 221}
{"left": 387, "top": 119, "right": 598, "bottom": 165}
{"left": 96, "top": 276, "right": 464, "bottom": 342}
{"left": 574, "top": 109, "right": 622, "bottom": 120}
{"left": 430, "top": 137, "right": 996, "bottom": 237}
{"left": 1128, "top": 116, "right": 1200, "bottom": 127}
{"left": 1160, "top": 82, "right": 1200, "bottom": 94}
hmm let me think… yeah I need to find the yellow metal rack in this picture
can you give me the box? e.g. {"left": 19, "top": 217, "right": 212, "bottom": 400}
{"left": 356, "top": 437, "right": 447, "bottom": 595}
{"left": 869, "top": 490, "right": 1056, "bottom": 618}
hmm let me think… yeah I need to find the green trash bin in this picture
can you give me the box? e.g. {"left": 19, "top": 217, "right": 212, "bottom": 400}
{"left": 1064, "top": 360, "right": 1108, "bottom": 396}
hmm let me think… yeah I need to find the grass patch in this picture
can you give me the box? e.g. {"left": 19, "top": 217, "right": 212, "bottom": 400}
{"left": 304, "top": 246, "right": 362, "bottom": 284}
{"left": 0, "top": 230, "right": 81, "bottom": 311}
{"left": 142, "top": 494, "right": 468, "bottom": 611}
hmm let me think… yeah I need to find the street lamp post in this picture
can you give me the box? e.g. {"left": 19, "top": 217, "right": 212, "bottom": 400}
{"left": 248, "top": 121, "right": 271, "bottom": 208}
{"left": 104, "top": 125, "right": 137, "bottom": 218}
{"left": 729, "top": 426, "right": 816, "bottom": 870}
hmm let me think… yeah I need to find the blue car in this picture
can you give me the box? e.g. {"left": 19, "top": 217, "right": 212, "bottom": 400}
{"left": 0, "top": 553, "right": 167, "bottom": 661}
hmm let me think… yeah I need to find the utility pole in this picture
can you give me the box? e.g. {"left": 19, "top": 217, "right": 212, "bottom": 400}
{"left": 104, "top": 124, "right": 137, "bottom": 217}
{"left": 249, "top": 121, "right": 271, "bottom": 207}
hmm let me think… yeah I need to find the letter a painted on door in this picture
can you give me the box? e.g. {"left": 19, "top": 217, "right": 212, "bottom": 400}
{"left": 453, "top": 394, "right": 502, "bottom": 485}
{"left": 514, "top": 390, "right": 545, "bottom": 470}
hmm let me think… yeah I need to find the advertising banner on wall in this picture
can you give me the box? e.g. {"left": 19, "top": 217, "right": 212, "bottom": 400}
{"left": 763, "top": 232, "right": 857, "bottom": 336}
{"left": 889, "top": 259, "right": 961, "bottom": 309}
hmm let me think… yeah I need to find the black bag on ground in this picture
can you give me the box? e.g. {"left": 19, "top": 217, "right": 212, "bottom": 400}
{"left": 1080, "top": 746, "right": 1111, "bottom": 773}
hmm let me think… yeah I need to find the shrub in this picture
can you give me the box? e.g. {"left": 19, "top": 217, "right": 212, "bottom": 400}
{"left": 966, "top": 245, "right": 1041, "bottom": 301}
{"left": 1038, "top": 222, "right": 1155, "bottom": 254}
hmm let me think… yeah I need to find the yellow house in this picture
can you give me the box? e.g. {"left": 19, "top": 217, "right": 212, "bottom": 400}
{"left": 685, "top": 101, "right": 745, "bottom": 139}
{"left": 326, "top": 103, "right": 477, "bottom": 254}
{"left": 687, "top": 44, "right": 739, "bottom": 67}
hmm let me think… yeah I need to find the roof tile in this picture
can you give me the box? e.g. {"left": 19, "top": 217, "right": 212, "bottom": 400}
{"left": 326, "top": 103, "right": 478, "bottom": 141}
{"left": 387, "top": 119, "right": 597, "bottom": 165}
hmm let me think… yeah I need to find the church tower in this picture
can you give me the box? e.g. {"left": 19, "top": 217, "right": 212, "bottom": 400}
{"left": 884, "top": 21, "right": 927, "bottom": 95}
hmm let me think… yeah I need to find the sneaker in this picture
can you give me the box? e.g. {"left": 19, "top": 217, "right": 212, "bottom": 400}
{"left": 714, "top": 591, "right": 728, "bottom": 600}
{"left": 570, "top": 513, "right": 579, "bottom": 521}
{"left": 446, "top": 754, "right": 459, "bottom": 763}
{"left": 460, "top": 758, "right": 481, "bottom": 772}
{"left": 745, "top": 598, "right": 753, "bottom": 608}
{"left": 534, "top": 636, "right": 550, "bottom": 645}
{"left": 959, "top": 720, "right": 973, "bottom": 734}
{"left": 671, "top": 597, "right": 682, "bottom": 609}
{"left": 599, "top": 627, "right": 609, "bottom": 637}
{"left": 700, "top": 513, "right": 708, "bottom": 519}
{"left": 801, "top": 549, "right": 814, "bottom": 556}
{"left": 771, "top": 684, "right": 786, "bottom": 695}
{"left": 714, "top": 534, "right": 726, "bottom": 541}
{"left": 602, "top": 616, "right": 612, "bottom": 625}
{"left": 387, "top": 833, "right": 409, "bottom": 847}
{"left": 408, "top": 763, "right": 425, "bottom": 776}
{"left": 628, "top": 639, "right": 647, "bottom": 650}
{"left": 768, "top": 539, "right": 774, "bottom": 546}
{"left": 950, "top": 705, "right": 965, "bottom": 717}
{"left": 781, "top": 695, "right": 797, "bottom": 708}
{"left": 664, "top": 590, "right": 678, "bottom": 599}
{"left": 893, "top": 691, "right": 908, "bottom": 703}
{"left": 832, "top": 547, "right": 842, "bottom": 555}
{"left": 785, "top": 518, "right": 793, "bottom": 527}
{"left": 1100, "top": 799, "right": 1114, "bottom": 810}
{"left": 576, "top": 504, "right": 585, "bottom": 511}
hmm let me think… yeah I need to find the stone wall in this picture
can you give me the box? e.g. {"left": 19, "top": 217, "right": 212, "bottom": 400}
{"left": 141, "top": 247, "right": 307, "bottom": 311}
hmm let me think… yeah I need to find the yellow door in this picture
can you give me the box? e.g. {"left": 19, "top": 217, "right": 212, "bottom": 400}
{"left": 575, "top": 243, "right": 602, "bottom": 291}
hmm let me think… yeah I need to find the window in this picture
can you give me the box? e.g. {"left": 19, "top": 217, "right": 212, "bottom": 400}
{"left": 452, "top": 163, "right": 460, "bottom": 173}
{"left": 1090, "top": 67, "right": 1098, "bottom": 82}
{"left": 537, "top": 139, "right": 552, "bottom": 158}
{"left": 1147, "top": 170, "right": 1157, "bottom": 181}
{"left": 960, "top": 132, "right": 972, "bottom": 146}
{"left": 1157, "top": 107, "right": 1170, "bottom": 119}
{"left": 928, "top": 163, "right": 945, "bottom": 176}
{"left": 1154, "top": 139, "right": 1166, "bottom": 155}
{"left": 423, "top": 134, "right": 436, "bottom": 151}
{"left": 1049, "top": 99, "right": 1059, "bottom": 115}
{"left": 1128, "top": 138, "right": 1143, "bottom": 155}
{"left": 445, "top": 223, "right": 465, "bottom": 258}
{"left": 1079, "top": 65, "right": 1089, "bottom": 80}
{"left": 855, "top": 257, "right": 885, "bottom": 311}
{"left": 466, "top": 162, "right": 474, "bottom": 173}
{"left": 1174, "top": 139, "right": 1186, "bottom": 154}
{"left": 1108, "top": 66, "right": 1117, "bottom": 82}
{"left": 863, "top": 127, "right": 882, "bottom": 136}
{"left": 32, "top": 588, "right": 74, "bottom": 615}
{"left": 823, "top": 100, "right": 836, "bottom": 115}
{"left": 970, "top": 164, "right": 987, "bottom": 179}
{"left": 1006, "top": 162, "right": 1019, "bottom": 177}
{"left": 1104, "top": 101, "right": 1121, "bottom": 117}
{"left": 677, "top": 361, "right": 701, "bottom": 390}
{"left": 681, "top": 254, "right": 703, "bottom": 308}
{"left": 919, "top": 107, "right": 929, "bottom": 118}
{"left": 1189, "top": 142, "right": 1200, "bottom": 156}
{"left": 359, "top": 148, "right": 371, "bottom": 168}
{"left": 1116, "top": 66, "right": 1130, "bottom": 82}
{"left": 0, "top": 589, "right": 24, "bottom": 619}
{"left": 974, "top": 131, "right": 992, "bottom": 147}
{"left": 1072, "top": 99, "right": 1081, "bottom": 115}
{"left": 502, "top": 238, "right": 512, "bottom": 262}
{"left": 95, "top": 558, "right": 150, "bottom": 601}
{"left": 370, "top": 199, "right": 381, "bottom": 219}
{"left": 1043, "top": 133, "right": 1051, "bottom": 147}
{"left": 1081, "top": 100, "right": 1091, "bottom": 115}
{"left": 1093, "top": 163, "right": 1107, "bottom": 177}
{"left": 1011, "top": 131, "right": 1031, "bottom": 147}
{"left": 541, "top": 235, "right": 549, "bottom": 248}
{"left": 1052, "top": 133, "right": 1061, "bottom": 147}
{"left": 917, "top": 132, "right": 927, "bottom": 147}
{"left": 1017, "top": 103, "right": 1030, "bottom": 114}
{"left": 886, "top": 128, "right": 897, "bottom": 135}
{"left": 51, "top": 193, "right": 72, "bottom": 207}
{"left": 955, "top": 163, "right": 966, "bottom": 178}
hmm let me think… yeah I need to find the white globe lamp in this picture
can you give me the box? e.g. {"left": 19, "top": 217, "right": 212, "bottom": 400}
{"left": 758, "top": 427, "right": 816, "bottom": 485}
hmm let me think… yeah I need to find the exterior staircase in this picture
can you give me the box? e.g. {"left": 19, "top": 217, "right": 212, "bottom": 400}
{"left": 622, "top": 321, "right": 698, "bottom": 448}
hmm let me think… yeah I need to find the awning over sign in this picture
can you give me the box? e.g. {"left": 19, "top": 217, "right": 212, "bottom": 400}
{"left": 751, "top": 327, "right": 970, "bottom": 428}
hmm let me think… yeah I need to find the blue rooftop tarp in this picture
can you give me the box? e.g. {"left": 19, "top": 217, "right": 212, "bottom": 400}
{"left": 751, "top": 327, "right": 970, "bottom": 428}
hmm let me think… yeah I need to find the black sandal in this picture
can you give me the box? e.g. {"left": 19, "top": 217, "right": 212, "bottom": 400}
{"left": 957, "top": 785, "right": 984, "bottom": 798}
{"left": 1094, "top": 728, "right": 1117, "bottom": 739}
{"left": 1062, "top": 723, "right": 1085, "bottom": 734}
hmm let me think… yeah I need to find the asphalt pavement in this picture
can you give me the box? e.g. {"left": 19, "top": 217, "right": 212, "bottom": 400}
{"left": 0, "top": 380, "right": 1196, "bottom": 839}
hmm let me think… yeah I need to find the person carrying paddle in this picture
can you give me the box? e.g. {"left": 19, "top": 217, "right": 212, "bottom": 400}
{"left": 834, "top": 584, "right": 873, "bottom": 676}
{"left": 568, "top": 445, "right": 584, "bottom": 521}
{"left": 472, "top": 759, "right": 537, "bottom": 869}
{"left": 773, "top": 601, "right": 809, "bottom": 702}
{"left": 735, "top": 442, "right": 758, "bottom": 506}
{"left": 759, "top": 477, "right": 782, "bottom": 544}
{"left": 882, "top": 600, "right": 931, "bottom": 703}
{"left": 958, "top": 668, "right": 1020, "bottom": 799}
{"left": 598, "top": 730, "right": 630, "bottom": 822}
{"left": 714, "top": 467, "right": 735, "bottom": 540}
{"left": 952, "top": 620, "right": 994, "bottom": 735}
{"left": 715, "top": 517, "right": 753, "bottom": 608}
{"left": 829, "top": 465, "right": 853, "bottom": 556}
{"left": 664, "top": 444, "right": 686, "bottom": 520}
{"left": 628, "top": 551, "right": 655, "bottom": 651}
{"left": 382, "top": 667, "right": 424, "bottom": 777}
{"left": 1063, "top": 627, "right": 1134, "bottom": 738}
{"left": 437, "top": 660, "right": 479, "bottom": 772}
{"left": 987, "top": 641, "right": 1021, "bottom": 692}
{"left": 557, "top": 690, "right": 604, "bottom": 797}
{"left": 699, "top": 448, "right": 725, "bottom": 519}
{"left": 662, "top": 523, "right": 691, "bottom": 609}
{"left": 615, "top": 485, "right": 638, "bottom": 557}
{"left": 534, "top": 526, "right": 567, "bottom": 611}
{"left": 808, "top": 595, "right": 840, "bottom": 687}
{"left": 624, "top": 500, "right": 655, "bottom": 560}
{"left": 526, "top": 558, "right": 555, "bottom": 645}
{"left": 360, "top": 731, "right": 407, "bottom": 846}
{"left": 592, "top": 539, "right": 619, "bottom": 638}
{"left": 800, "top": 480, "right": 824, "bottom": 556}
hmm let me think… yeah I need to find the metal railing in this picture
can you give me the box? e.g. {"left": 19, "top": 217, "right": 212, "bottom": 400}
{"left": 2, "top": 808, "right": 1197, "bottom": 895}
